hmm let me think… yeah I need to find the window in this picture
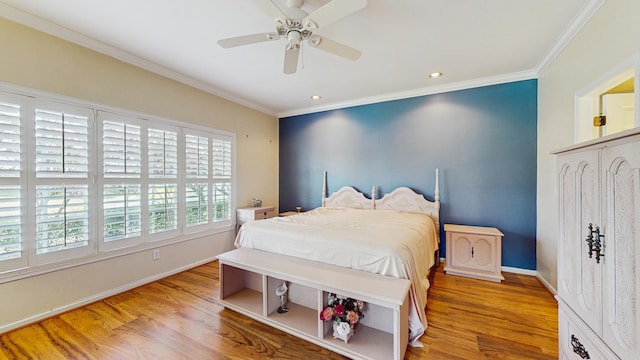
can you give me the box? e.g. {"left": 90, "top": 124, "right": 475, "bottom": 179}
{"left": 0, "top": 86, "right": 235, "bottom": 278}
{"left": 184, "top": 132, "right": 233, "bottom": 233}
{"left": 34, "top": 102, "right": 94, "bottom": 264}
{"left": 99, "top": 113, "right": 143, "bottom": 250}
{"left": 212, "top": 138, "right": 232, "bottom": 222}
{"left": 148, "top": 126, "right": 179, "bottom": 239}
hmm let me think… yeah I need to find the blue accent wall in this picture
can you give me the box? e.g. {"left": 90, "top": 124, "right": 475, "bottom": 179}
{"left": 279, "top": 80, "right": 537, "bottom": 270}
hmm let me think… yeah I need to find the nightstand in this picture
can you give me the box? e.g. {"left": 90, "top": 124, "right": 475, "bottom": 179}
{"left": 236, "top": 206, "right": 276, "bottom": 231}
{"left": 444, "top": 224, "right": 504, "bottom": 282}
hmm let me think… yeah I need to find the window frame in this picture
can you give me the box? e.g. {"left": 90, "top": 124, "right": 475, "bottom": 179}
{"left": 0, "top": 83, "right": 236, "bottom": 281}
{"left": 97, "top": 111, "right": 144, "bottom": 251}
{"left": 29, "top": 98, "right": 96, "bottom": 266}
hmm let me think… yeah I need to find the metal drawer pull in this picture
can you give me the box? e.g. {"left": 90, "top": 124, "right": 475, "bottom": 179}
{"left": 571, "top": 335, "right": 590, "bottom": 359}
{"left": 585, "top": 223, "right": 604, "bottom": 264}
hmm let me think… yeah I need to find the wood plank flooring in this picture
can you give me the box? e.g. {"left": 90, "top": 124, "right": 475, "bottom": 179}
{"left": 0, "top": 261, "right": 558, "bottom": 359}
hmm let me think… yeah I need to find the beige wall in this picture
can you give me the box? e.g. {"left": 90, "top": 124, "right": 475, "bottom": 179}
{"left": 537, "top": 0, "right": 640, "bottom": 290}
{"left": 0, "top": 18, "right": 278, "bottom": 331}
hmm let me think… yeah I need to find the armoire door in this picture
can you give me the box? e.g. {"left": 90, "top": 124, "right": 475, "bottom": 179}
{"left": 557, "top": 147, "right": 602, "bottom": 334}
{"left": 601, "top": 138, "right": 640, "bottom": 359}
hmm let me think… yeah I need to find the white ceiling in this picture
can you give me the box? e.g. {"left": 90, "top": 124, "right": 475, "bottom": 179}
{"left": 0, "top": 0, "right": 603, "bottom": 117}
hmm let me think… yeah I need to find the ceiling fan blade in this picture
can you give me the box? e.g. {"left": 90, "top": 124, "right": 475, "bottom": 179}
{"left": 304, "top": 0, "right": 367, "bottom": 28}
{"left": 218, "top": 32, "right": 279, "bottom": 48}
{"left": 311, "top": 36, "right": 361, "bottom": 61}
{"left": 252, "top": 0, "right": 287, "bottom": 20}
{"left": 283, "top": 47, "right": 300, "bottom": 74}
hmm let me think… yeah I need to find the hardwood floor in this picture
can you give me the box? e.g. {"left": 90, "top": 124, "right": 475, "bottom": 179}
{"left": 0, "top": 261, "right": 558, "bottom": 359}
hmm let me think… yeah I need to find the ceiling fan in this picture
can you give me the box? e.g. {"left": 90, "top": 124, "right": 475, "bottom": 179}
{"left": 218, "top": 0, "right": 367, "bottom": 74}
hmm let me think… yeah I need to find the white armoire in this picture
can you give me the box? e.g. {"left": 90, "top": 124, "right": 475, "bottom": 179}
{"left": 554, "top": 128, "right": 640, "bottom": 359}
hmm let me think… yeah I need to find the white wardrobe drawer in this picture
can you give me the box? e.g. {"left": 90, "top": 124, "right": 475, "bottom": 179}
{"left": 558, "top": 304, "right": 619, "bottom": 360}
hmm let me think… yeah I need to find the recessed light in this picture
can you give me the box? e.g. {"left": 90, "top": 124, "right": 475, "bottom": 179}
{"left": 310, "top": 95, "right": 322, "bottom": 100}
{"left": 428, "top": 72, "right": 443, "bottom": 79}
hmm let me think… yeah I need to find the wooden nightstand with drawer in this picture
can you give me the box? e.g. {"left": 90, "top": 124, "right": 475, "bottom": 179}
{"left": 236, "top": 206, "right": 275, "bottom": 231}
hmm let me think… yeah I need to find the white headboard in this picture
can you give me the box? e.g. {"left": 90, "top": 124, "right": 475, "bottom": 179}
{"left": 321, "top": 169, "right": 441, "bottom": 234}
{"left": 323, "top": 186, "right": 375, "bottom": 209}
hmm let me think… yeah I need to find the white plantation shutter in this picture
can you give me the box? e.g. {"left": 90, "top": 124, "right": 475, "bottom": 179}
{"left": 35, "top": 109, "right": 89, "bottom": 177}
{"left": 185, "top": 135, "right": 208, "bottom": 178}
{"left": 98, "top": 113, "right": 143, "bottom": 249}
{"left": 148, "top": 183, "right": 177, "bottom": 234}
{"left": 35, "top": 185, "right": 90, "bottom": 254}
{"left": 103, "top": 120, "right": 141, "bottom": 178}
{"left": 0, "top": 97, "right": 22, "bottom": 266}
{"left": 185, "top": 133, "right": 209, "bottom": 230}
{"left": 103, "top": 184, "right": 141, "bottom": 241}
{"left": 212, "top": 137, "right": 232, "bottom": 223}
{"left": 148, "top": 126, "right": 179, "bottom": 238}
{"left": 0, "top": 101, "right": 21, "bottom": 177}
{"left": 0, "top": 85, "right": 236, "bottom": 276}
{"left": 0, "top": 186, "right": 21, "bottom": 262}
{"left": 212, "top": 138, "right": 231, "bottom": 178}
{"left": 148, "top": 128, "right": 177, "bottom": 178}
{"left": 33, "top": 102, "right": 93, "bottom": 262}
{"left": 213, "top": 182, "right": 231, "bottom": 221}
{"left": 186, "top": 183, "right": 208, "bottom": 227}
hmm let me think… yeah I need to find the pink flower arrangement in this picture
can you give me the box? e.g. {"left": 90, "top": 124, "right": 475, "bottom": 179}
{"left": 319, "top": 293, "right": 365, "bottom": 326}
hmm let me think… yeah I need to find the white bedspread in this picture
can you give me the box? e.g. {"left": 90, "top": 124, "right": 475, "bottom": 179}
{"left": 234, "top": 207, "right": 439, "bottom": 345}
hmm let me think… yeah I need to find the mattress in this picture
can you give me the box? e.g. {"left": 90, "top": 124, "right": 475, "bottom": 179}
{"left": 234, "top": 206, "right": 439, "bottom": 345}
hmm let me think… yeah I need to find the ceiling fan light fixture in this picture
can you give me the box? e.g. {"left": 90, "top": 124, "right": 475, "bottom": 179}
{"left": 428, "top": 72, "right": 443, "bottom": 79}
{"left": 217, "top": 0, "right": 368, "bottom": 74}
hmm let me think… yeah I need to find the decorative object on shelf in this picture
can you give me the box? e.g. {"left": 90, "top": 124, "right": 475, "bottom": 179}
{"left": 275, "top": 281, "right": 288, "bottom": 314}
{"left": 253, "top": 198, "right": 262, "bottom": 207}
{"left": 319, "top": 293, "right": 365, "bottom": 343}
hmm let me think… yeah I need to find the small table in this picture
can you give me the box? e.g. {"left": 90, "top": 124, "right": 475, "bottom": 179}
{"left": 444, "top": 224, "right": 504, "bottom": 282}
{"left": 236, "top": 206, "right": 275, "bottom": 232}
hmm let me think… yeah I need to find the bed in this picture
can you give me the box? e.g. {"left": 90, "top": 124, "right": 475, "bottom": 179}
{"left": 234, "top": 169, "right": 441, "bottom": 347}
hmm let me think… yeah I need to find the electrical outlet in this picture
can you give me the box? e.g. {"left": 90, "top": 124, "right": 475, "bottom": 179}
{"left": 152, "top": 249, "right": 160, "bottom": 260}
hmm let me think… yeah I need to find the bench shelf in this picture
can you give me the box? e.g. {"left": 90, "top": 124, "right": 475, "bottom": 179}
{"left": 218, "top": 248, "right": 411, "bottom": 360}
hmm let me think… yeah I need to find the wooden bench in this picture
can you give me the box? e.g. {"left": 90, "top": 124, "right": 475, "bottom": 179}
{"left": 218, "top": 248, "right": 411, "bottom": 360}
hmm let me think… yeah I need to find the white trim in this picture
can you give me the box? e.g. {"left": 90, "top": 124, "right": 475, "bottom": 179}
{"left": 278, "top": 70, "right": 538, "bottom": 118}
{"left": 0, "top": 3, "right": 276, "bottom": 117}
{"left": 0, "top": 1, "right": 606, "bottom": 119}
{"left": 536, "top": 0, "right": 607, "bottom": 76}
{"left": 0, "top": 255, "right": 219, "bottom": 335}
{"left": 536, "top": 273, "right": 558, "bottom": 296}
{"left": 439, "top": 258, "right": 539, "bottom": 278}
{"left": 501, "top": 265, "right": 536, "bottom": 276}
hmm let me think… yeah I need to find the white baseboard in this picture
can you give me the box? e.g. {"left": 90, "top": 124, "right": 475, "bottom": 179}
{"left": 536, "top": 273, "right": 558, "bottom": 296}
{"left": 0, "top": 256, "right": 218, "bottom": 335}
{"left": 501, "top": 265, "right": 536, "bottom": 276}
{"left": 440, "top": 257, "right": 537, "bottom": 276}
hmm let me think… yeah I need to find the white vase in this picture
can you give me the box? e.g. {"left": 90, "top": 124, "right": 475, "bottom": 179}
{"left": 332, "top": 321, "right": 354, "bottom": 343}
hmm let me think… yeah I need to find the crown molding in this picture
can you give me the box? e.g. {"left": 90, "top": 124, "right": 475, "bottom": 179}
{"left": 536, "top": 0, "right": 607, "bottom": 76}
{"left": 0, "top": 3, "right": 277, "bottom": 117}
{"left": 1, "top": 1, "right": 607, "bottom": 119}
{"left": 278, "top": 70, "right": 538, "bottom": 118}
